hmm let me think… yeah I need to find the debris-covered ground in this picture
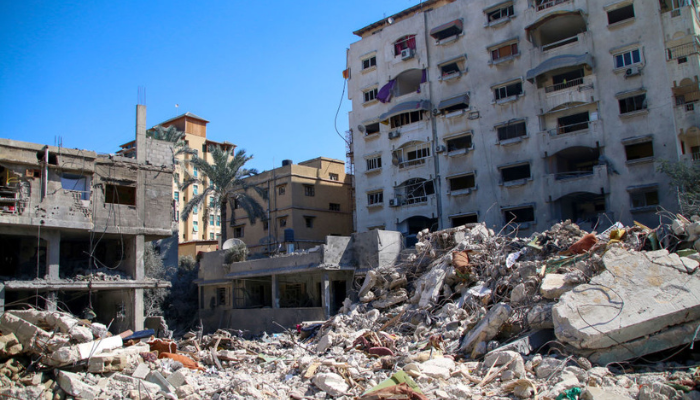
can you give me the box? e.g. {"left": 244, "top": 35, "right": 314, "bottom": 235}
{"left": 2, "top": 216, "right": 700, "bottom": 399}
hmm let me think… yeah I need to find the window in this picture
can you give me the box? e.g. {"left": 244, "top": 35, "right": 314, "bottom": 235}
{"left": 366, "top": 155, "right": 382, "bottom": 171}
{"left": 210, "top": 215, "right": 214, "bottom": 226}
{"left": 557, "top": 112, "right": 590, "bottom": 134}
{"left": 209, "top": 197, "right": 214, "bottom": 207}
{"left": 607, "top": 4, "right": 635, "bottom": 24}
{"left": 438, "top": 93, "right": 470, "bottom": 115}
{"left": 624, "top": 141, "right": 654, "bottom": 161}
{"left": 448, "top": 173, "right": 476, "bottom": 192}
{"left": 501, "top": 164, "right": 531, "bottom": 183}
{"left": 396, "top": 178, "right": 434, "bottom": 205}
{"left": 174, "top": 190, "right": 180, "bottom": 202}
{"left": 278, "top": 217, "right": 287, "bottom": 227}
{"left": 497, "top": 121, "right": 527, "bottom": 141}
{"left": 440, "top": 62, "right": 461, "bottom": 79}
{"left": 304, "top": 185, "right": 315, "bottom": 196}
{"left": 446, "top": 134, "right": 473, "bottom": 153}
{"left": 61, "top": 174, "right": 90, "bottom": 200}
{"left": 263, "top": 221, "right": 269, "bottom": 231}
{"left": 630, "top": 188, "right": 659, "bottom": 209}
{"left": 362, "top": 56, "right": 377, "bottom": 70}
{"left": 193, "top": 166, "right": 198, "bottom": 178}
{"left": 176, "top": 210, "right": 180, "bottom": 221}
{"left": 486, "top": 3, "right": 514, "bottom": 24}
{"left": 217, "top": 215, "right": 221, "bottom": 226}
{"left": 193, "top": 205, "right": 198, "bottom": 214}
{"left": 390, "top": 110, "right": 423, "bottom": 129}
{"left": 363, "top": 88, "right": 378, "bottom": 103}
{"left": 494, "top": 81, "right": 523, "bottom": 101}
{"left": 329, "top": 203, "right": 341, "bottom": 211}
{"left": 217, "top": 288, "right": 226, "bottom": 306}
{"left": 619, "top": 94, "right": 647, "bottom": 114}
{"left": 233, "top": 226, "right": 244, "bottom": 238}
{"left": 210, "top": 233, "right": 214, "bottom": 240}
{"left": 394, "top": 142, "right": 430, "bottom": 168}
{"left": 104, "top": 184, "right": 136, "bottom": 206}
{"left": 233, "top": 199, "right": 240, "bottom": 209}
{"left": 367, "top": 191, "right": 384, "bottom": 206}
{"left": 394, "top": 35, "right": 416, "bottom": 57}
{"left": 503, "top": 206, "right": 535, "bottom": 224}
{"left": 364, "top": 123, "right": 380, "bottom": 136}
{"left": 304, "top": 216, "right": 315, "bottom": 228}
{"left": 491, "top": 42, "right": 519, "bottom": 62}
{"left": 193, "top": 221, "right": 199, "bottom": 232}
{"left": 614, "top": 49, "right": 641, "bottom": 68}
{"left": 430, "top": 19, "right": 463, "bottom": 42}
{"left": 278, "top": 185, "right": 286, "bottom": 195}
{"left": 329, "top": 173, "right": 339, "bottom": 181}
{"left": 451, "top": 214, "right": 478, "bottom": 227}
{"left": 193, "top": 185, "right": 198, "bottom": 195}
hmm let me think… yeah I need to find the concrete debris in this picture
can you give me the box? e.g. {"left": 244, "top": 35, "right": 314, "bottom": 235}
{"left": 3, "top": 217, "right": 700, "bottom": 398}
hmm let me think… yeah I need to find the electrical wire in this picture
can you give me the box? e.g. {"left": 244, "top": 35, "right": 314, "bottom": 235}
{"left": 334, "top": 77, "right": 350, "bottom": 146}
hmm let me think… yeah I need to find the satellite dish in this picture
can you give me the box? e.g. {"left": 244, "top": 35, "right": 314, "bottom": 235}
{"left": 387, "top": 17, "right": 394, "bottom": 24}
{"left": 222, "top": 238, "right": 245, "bottom": 250}
{"left": 357, "top": 125, "right": 366, "bottom": 133}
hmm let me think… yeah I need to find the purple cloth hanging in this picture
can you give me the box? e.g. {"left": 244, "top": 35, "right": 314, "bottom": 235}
{"left": 417, "top": 69, "right": 427, "bottom": 93}
{"left": 377, "top": 80, "right": 396, "bottom": 103}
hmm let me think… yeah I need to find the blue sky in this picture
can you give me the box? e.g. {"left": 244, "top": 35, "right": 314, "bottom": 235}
{"left": 0, "top": 0, "right": 418, "bottom": 172}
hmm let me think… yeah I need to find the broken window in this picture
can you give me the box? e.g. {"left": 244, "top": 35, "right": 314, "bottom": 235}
{"left": 363, "top": 87, "right": 378, "bottom": 103}
{"left": 451, "top": 214, "right": 478, "bottom": 227}
{"left": 362, "top": 55, "right": 377, "bottom": 70}
{"left": 448, "top": 173, "right": 476, "bottom": 192}
{"left": 630, "top": 188, "right": 659, "bottom": 209}
{"left": 277, "top": 185, "right": 286, "bottom": 195}
{"left": 395, "top": 178, "right": 435, "bottom": 205}
{"left": 491, "top": 42, "right": 519, "bottom": 62}
{"left": 390, "top": 110, "right": 423, "bottom": 129}
{"left": 608, "top": 4, "right": 635, "bottom": 24}
{"left": 217, "top": 287, "right": 226, "bottom": 306}
{"left": 393, "top": 142, "right": 430, "bottom": 168}
{"left": 233, "top": 226, "right": 244, "bottom": 238}
{"left": 304, "top": 216, "right": 315, "bottom": 228}
{"left": 557, "top": 112, "right": 590, "bottom": 134}
{"left": 394, "top": 35, "right": 417, "bottom": 57}
{"left": 104, "top": 184, "right": 136, "bottom": 205}
{"left": 278, "top": 217, "right": 287, "bottom": 227}
{"left": 619, "top": 94, "right": 647, "bottom": 114}
{"left": 367, "top": 191, "right": 383, "bottom": 206}
{"left": 304, "top": 184, "right": 315, "bottom": 197}
{"left": 61, "top": 174, "right": 90, "bottom": 200}
{"left": 493, "top": 81, "right": 523, "bottom": 101}
{"left": 366, "top": 155, "right": 382, "bottom": 171}
{"left": 486, "top": 3, "right": 514, "bottom": 23}
{"left": 497, "top": 121, "right": 527, "bottom": 141}
{"left": 329, "top": 173, "right": 339, "bottom": 181}
{"left": 329, "top": 203, "right": 341, "bottom": 211}
{"left": 36, "top": 151, "right": 58, "bottom": 165}
{"left": 614, "top": 49, "right": 641, "bottom": 68}
{"left": 503, "top": 206, "right": 535, "bottom": 224}
{"left": 446, "top": 134, "right": 473, "bottom": 153}
{"left": 625, "top": 140, "right": 654, "bottom": 161}
{"left": 365, "top": 123, "right": 380, "bottom": 136}
{"left": 501, "top": 163, "right": 531, "bottom": 183}
{"left": 430, "top": 19, "right": 463, "bottom": 41}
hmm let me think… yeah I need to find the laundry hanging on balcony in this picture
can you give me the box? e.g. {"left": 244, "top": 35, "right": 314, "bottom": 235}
{"left": 377, "top": 80, "right": 396, "bottom": 103}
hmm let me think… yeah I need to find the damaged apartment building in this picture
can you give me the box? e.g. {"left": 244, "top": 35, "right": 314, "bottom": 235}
{"left": 347, "top": 0, "right": 700, "bottom": 236}
{"left": 0, "top": 105, "right": 175, "bottom": 332}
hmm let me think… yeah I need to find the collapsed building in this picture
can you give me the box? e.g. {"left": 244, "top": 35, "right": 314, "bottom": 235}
{"left": 0, "top": 105, "right": 175, "bottom": 332}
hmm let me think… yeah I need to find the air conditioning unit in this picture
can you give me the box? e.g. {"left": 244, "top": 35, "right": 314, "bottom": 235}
{"left": 388, "top": 130, "right": 401, "bottom": 140}
{"left": 401, "top": 48, "right": 415, "bottom": 60}
{"left": 389, "top": 198, "right": 401, "bottom": 207}
{"left": 435, "top": 145, "right": 447, "bottom": 153}
{"left": 625, "top": 66, "right": 641, "bottom": 77}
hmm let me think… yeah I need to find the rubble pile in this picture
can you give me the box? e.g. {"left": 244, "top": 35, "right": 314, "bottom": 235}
{"left": 2, "top": 218, "right": 700, "bottom": 399}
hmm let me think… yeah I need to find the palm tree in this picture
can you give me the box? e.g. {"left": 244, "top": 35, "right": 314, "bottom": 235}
{"left": 180, "top": 146, "right": 267, "bottom": 243}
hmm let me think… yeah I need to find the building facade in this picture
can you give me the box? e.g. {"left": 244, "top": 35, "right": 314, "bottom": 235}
{"left": 347, "top": 0, "right": 699, "bottom": 236}
{"left": 119, "top": 112, "right": 235, "bottom": 248}
{"left": 0, "top": 105, "right": 174, "bottom": 332}
{"left": 226, "top": 158, "right": 354, "bottom": 256}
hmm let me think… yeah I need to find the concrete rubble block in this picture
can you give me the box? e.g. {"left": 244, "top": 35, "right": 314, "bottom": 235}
{"left": 581, "top": 386, "right": 633, "bottom": 400}
{"left": 411, "top": 261, "right": 450, "bottom": 308}
{"left": 56, "top": 370, "right": 99, "bottom": 400}
{"left": 0, "top": 312, "right": 52, "bottom": 353}
{"left": 0, "top": 386, "right": 45, "bottom": 400}
{"left": 418, "top": 357, "right": 455, "bottom": 380}
{"left": 372, "top": 289, "right": 408, "bottom": 309}
{"left": 493, "top": 330, "right": 555, "bottom": 356}
{"left": 113, "top": 373, "right": 163, "bottom": 394}
{"left": 146, "top": 370, "right": 175, "bottom": 393}
{"left": 510, "top": 283, "right": 528, "bottom": 304}
{"left": 359, "top": 270, "right": 378, "bottom": 298}
{"left": 459, "top": 303, "right": 512, "bottom": 356}
{"left": 166, "top": 369, "right": 190, "bottom": 389}
{"left": 0, "top": 333, "right": 23, "bottom": 357}
{"left": 312, "top": 372, "right": 349, "bottom": 397}
{"left": 87, "top": 352, "right": 128, "bottom": 373}
{"left": 316, "top": 331, "right": 334, "bottom": 353}
{"left": 77, "top": 335, "right": 123, "bottom": 359}
{"left": 132, "top": 363, "right": 151, "bottom": 380}
{"left": 639, "top": 382, "right": 680, "bottom": 400}
{"left": 527, "top": 303, "right": 554, "bottom": 330}
{"left": 535, "top": 357, "right": 566, "bottom": 379}
{"left": 553, "top": 246, "right": 700, "bottom": 350}
{"left": 540, "top": 274, "right": 576, "bottom": 299}
{"left": 389, "top": 276, "right": 408, "bottom": 290}
{"left": 483, "top": 350, "right": 526, "bottom": 378}
{"left": 176, "top": 385, "right": 195, "bottom": 398}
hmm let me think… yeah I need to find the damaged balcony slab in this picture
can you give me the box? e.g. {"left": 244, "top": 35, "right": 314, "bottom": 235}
{"left": 553, "top": 246, "right": 700, "bottom": 357}
{"left": 4, "top": 280, "right": 172, "bottom": 290}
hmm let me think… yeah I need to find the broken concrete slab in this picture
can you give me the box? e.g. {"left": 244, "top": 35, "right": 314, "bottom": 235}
{"left": 0, "top": 333, "right": 22, "bottom": 357}
{"left": 0, "top": 312, "right": 52, "bottom": 353}
{"left": 459, "top": 303, "right": 512, "bottom": 357}
{"left": 540, "top": 274, "right": 575, "bottom": 299}
{"left": 132, "top": 363, "right": 151, "bottom": 380}
{"left": 419, "top": 357, "right": 455, "bottom": 380}
{"left": 77, "top": 335, "right": 123, "bottom": 359}
{"left": 553, "top": 246, "right": 700, "bottom": 350}
{"left": 312, "top": 372, "right": 349, "bottom": 396}
{"left": 146, "top": 370, "right": 175, "bottom": 393}
{"left": 491, "top": 330, "right": 555, "bottom": 356}
{"left": 372, "top": 289, "right": 408, "bottom": 309}
{"left": 56, "top": 370, "right": 99, "bottom": 400}
{"left": 411, "top": 261, "right": 450, "bottom": 308}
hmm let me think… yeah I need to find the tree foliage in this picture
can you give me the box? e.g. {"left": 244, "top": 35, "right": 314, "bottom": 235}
{"left": 143, "top": 242, "right": 170, "bottom": 317}
{"left": 657, "top": 160, "right": 700, "bottom": 217}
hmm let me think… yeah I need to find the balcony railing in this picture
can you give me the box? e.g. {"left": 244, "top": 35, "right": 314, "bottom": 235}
{"left": 553, "top": 170, "right": 594, "bottom": 180}
{"left": 666, "top": 39, "right": 700, "bottom": 60}
{"left": 546, "top": 120, "right": 591, "bottom": 136}
{"left": 542, "top": 35, "right": 580, "bottom": 52}
{"left": 536, "top": 0, "right": 571, "bottom": 11}
{"left": 545, "top": 77, "right": 584, "bottom": 93}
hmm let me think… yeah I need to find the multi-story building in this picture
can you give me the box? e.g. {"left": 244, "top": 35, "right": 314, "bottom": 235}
{"left": 119, "top": 112, "right": 235, "bottom": 247}
{"left": 226, "top": 157, "right": 354, "bottom": 256}
{"left": 0, "top": 105, "right": 174, "bottom": 332}
{"left": 347, "top": 0, "right": 699, "bottom": 236}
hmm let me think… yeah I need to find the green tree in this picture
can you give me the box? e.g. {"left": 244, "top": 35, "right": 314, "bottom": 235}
{"left": 180, "top": 146, "right": 267, "bottom": 243}
{"left": 658, "top": 160, "right": 700, "bottom": 217}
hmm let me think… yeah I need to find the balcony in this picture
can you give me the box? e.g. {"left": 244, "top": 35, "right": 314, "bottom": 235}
{"left": 661, "top": 4, "right": 700, "bottom": 36}
{"left": 536, "top": 0, "right": 571, "bottom": 12}
{"left": 540, "top": 120, "right": 604, "bottom": 158}
{"left": 544, "top": 164, "right": 609, "bottom": 203}
{"left": 542, "top": 75, "right": 596, "bottom": 112}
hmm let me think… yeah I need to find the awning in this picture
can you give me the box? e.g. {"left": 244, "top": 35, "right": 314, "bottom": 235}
{"left": 379, "top": 100, "right": 431, "bottom": 122}
{"left": 430, "top": 19, "right": 463, "bottom": 39}
{"left": 526, "top": 53, "right": 594, "bottom": 83}
{"left": 437, "top": 93, "right": 470, "bottom": 111}
{"left": 524, "top": 10, "right": 584, "bottom": 33}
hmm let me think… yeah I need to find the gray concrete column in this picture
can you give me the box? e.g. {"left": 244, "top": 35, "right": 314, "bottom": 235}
{"left": 45, "top": 291, "right": 58, "bottom": 312}
{"left": 322, "top": 273, "right": 330, "bottom": 319}
{"left": 271, "top": 275, "right": 279, "bottom": 309}
{"left": 125, "top": 235, "right": 145, "bottom": 281}
{"left": 132, "top": 289, "right": 145, "bottom": 331}
{"left": 43, "top": 230, "right": 60, "bottom": 280}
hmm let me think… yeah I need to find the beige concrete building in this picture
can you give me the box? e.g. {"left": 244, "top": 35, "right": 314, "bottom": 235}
{"left": 119, "top": 112, "right": 235, "bottom": 249}
{"left": 347, "top": 0, "right": 699, "bottom": 237}
{"left": 226, "top": 158, "right": 354, "bottom": 256}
